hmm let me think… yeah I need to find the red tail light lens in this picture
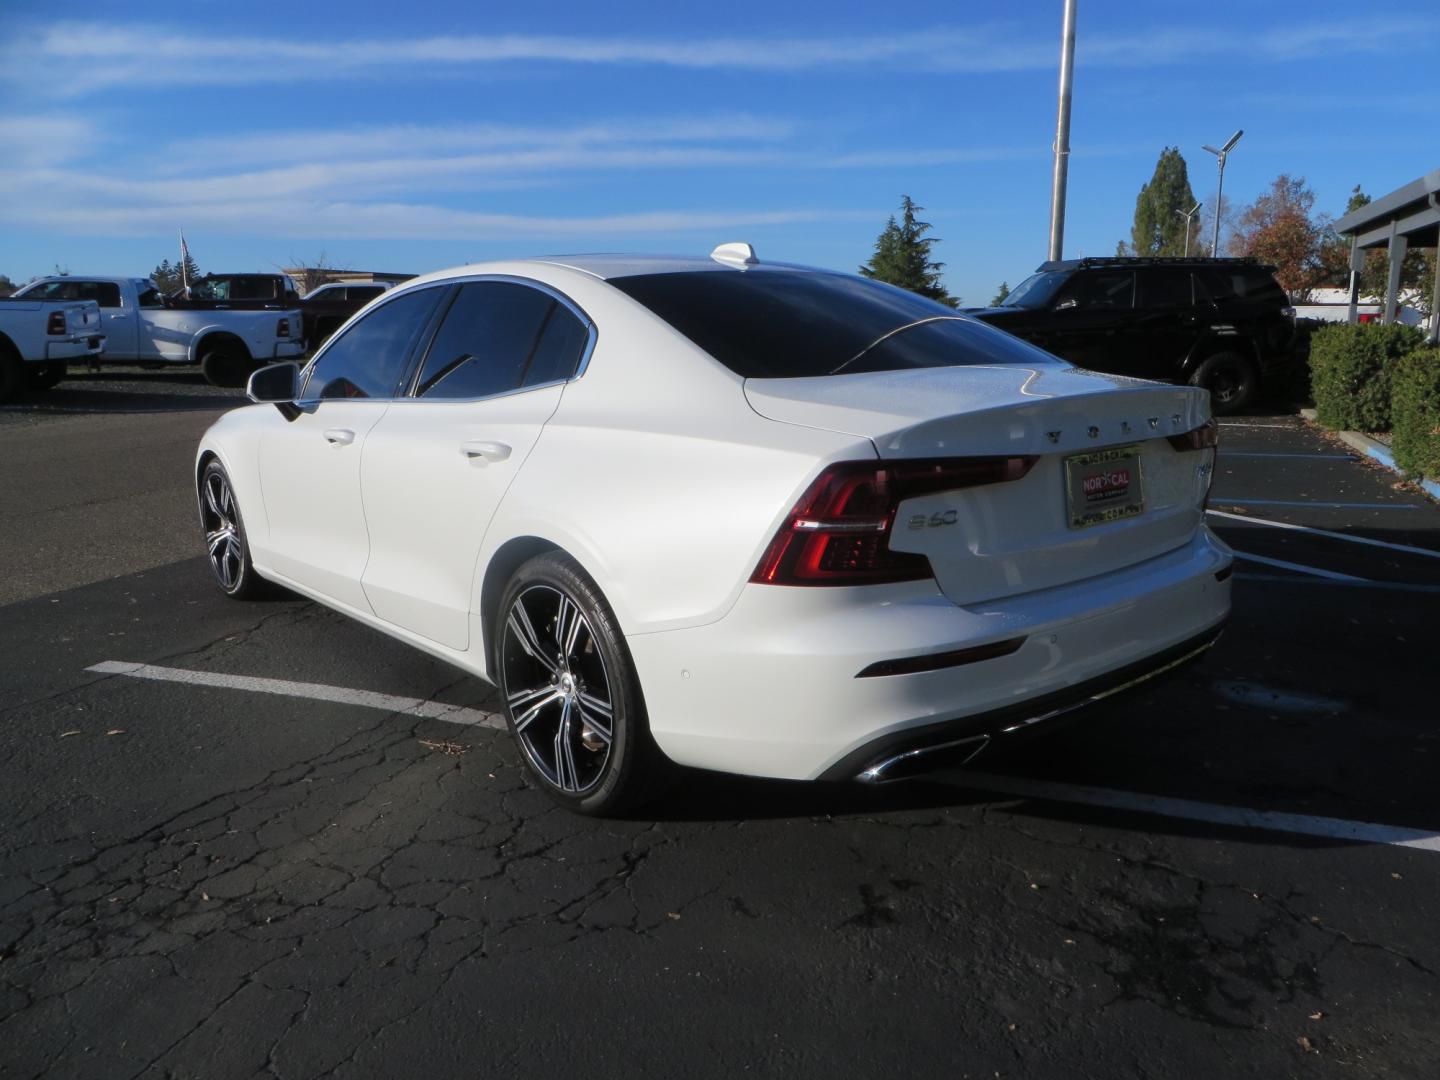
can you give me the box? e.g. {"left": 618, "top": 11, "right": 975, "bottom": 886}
{"left": 46, "top": 311, "right": 66, "bottom": 335}
{"left": 276, "top": 317, "right": 291, "bottom": 338}
{"left": 751, "top": 455, "right": 1037, "bottom": 586}
{"left": 1167, "top": 418, "right": 1218, "bottom": 452}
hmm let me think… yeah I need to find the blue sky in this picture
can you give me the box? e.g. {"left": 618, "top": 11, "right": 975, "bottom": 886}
{"left": 0, "top": 1, "right": 1434, "bottom": 303}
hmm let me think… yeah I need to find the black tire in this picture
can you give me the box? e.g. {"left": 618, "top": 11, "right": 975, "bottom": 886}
{"left": 200, "top": 343, "right": 255, "bottom": 388}
{"left": 496, "top": 551, "right": 669, "bottom": 816}
{"left": 1187, "top": 351, "right": 1259, "bottom": 415}
{"left": 27, "top": 362, "right": 66, "bottom": 390}
{"left": 0, "top": 344, "right": 25, "bottom": 403}
{"left": 198, "top": 460, "right": 271, "bottom": 600}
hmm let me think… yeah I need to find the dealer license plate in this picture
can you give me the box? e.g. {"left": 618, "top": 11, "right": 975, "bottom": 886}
{"left": 1064, "top": 444, "right": 1144, "bottom": 529}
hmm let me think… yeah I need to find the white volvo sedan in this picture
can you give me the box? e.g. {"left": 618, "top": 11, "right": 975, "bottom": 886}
{"left": 196, "top": 245, "right": 1232, "bottom": 814}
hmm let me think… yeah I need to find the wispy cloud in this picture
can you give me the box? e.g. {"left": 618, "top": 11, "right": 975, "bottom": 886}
{"left": 1, "top": 18, "right": 1424, "bottom": 94}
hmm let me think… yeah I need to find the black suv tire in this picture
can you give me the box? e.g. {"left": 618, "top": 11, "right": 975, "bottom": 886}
{"left": 1187, "top": 351, "right": 1258, "bottom": 415}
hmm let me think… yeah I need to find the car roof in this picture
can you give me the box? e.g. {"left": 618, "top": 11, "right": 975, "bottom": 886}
{"left": 517, "top": 253, "right": 822, "bottom": 280}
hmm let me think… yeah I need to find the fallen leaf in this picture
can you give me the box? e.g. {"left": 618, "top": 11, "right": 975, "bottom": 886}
{"left": 1028, "top": 882, "right": 1040, "bottom": 890}
{"left": 666, "top": 912, "right": 682, "bottom": 920}
{"left": 418, "top": 739, "right": 467, "bottom": 756}
{"left": 60, "top": 730, "right": 81, "bottom": 738}
{"left": 105, "top": 729, "right": 125, "bottom": 736}
{"left": 1063, "top": 938, "right": 1076, "bottom": 946}
{"left": 1297, "top": 1036, "right": 1318, "bottom": 1053}
{"left": 1309, "top": 1011, "right": 1324, "bottom": 1021}
{"left": 201, "top": 891, "right": 210, "bottom": 901}
{"left": 1391, "top": 872, "right": 1403, "bottom": 880}
{"left": 1006, "top": 1023, "right": 1018, "bottom": 1033}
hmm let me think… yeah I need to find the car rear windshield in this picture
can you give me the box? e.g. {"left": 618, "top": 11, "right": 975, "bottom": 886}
{"left": 610, "top": 270, "right": 1055, "bottom": 378}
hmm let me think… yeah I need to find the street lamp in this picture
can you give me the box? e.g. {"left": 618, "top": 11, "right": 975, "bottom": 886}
{"left": 1175, "top": 201, "right": 1202, "bottom": 257}
{"left": 1201, "top": 130, "right": 1243, "bottom": 255}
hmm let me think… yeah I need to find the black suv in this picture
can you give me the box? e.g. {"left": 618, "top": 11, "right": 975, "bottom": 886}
{"left": 970, "top": 257, "right": 1298, "bottom": 413}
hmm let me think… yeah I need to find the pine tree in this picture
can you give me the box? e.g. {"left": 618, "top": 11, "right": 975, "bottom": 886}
{"left": 991, "top": 282, "right": 1010, "bottom": 306}
{"left": 151, "top": 253, "right": 202, "bottom": 294}
{"left": 1128, "top": 148, "right": 1199, "bottom": 256}
{"left": 859, "top": 196, "right": 958, "bottom": 307}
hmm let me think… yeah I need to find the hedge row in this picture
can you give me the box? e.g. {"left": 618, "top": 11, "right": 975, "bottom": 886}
{"left": 1308, "top": 322, "right": 1424, "bottom": 432}
{"left": 1309, "top": 322, "right": 1440, "bottom": 482}
{"left": 1391, "top": 345, "right": 1440, "bottom": 482}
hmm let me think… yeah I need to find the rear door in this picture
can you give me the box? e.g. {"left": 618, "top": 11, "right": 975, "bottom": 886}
{"left": 360, "top": 279, "right": 593, "bottom": 649}
{"left": 257, "top": 286, "right": 446, "bottom": 609}
{"left": 1127, "top": 268, "right": 1198, "bottom": 379}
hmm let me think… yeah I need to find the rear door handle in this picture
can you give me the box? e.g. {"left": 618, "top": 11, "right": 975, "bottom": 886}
{"left": 323, "top": 428, "right": 355, "bottom": 445}
{"left": 459, "top": 440, "right": 512, "bottom": 462}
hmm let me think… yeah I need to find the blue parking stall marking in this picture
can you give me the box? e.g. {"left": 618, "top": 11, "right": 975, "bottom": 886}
{"left": 1220, "top": 451, "right": 1358, "bottom": 461}
{"left": 1229, "top": 551, "right": 1366, "bottom": 581}
{"left": 1235, "top": 574, "right": 1440, "bottom": 594}
{"left": 1213, "top": 498, "right": 1422, "bottom": 511}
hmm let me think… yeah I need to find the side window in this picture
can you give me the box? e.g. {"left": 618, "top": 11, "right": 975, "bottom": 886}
{"left": 523, "top": 303, "right": 589, "bottom": 386}
{"left": 350, "top": 285, "right": 386, "bottom": 302}
{"left": 302, "top": 287, "right": 444, "bottom": 401}
{"left": 414, "top": 282, "right": 580, "bottom": 400}
{"left": 95, "top": 283, "right": 121, "bottom": 308}
{"left": 136, "top": 284, "right": 164, "bottom": 308}
{"left": 26, "top": 281, "right": 74, "bottom": 301}
{"left": 1062, "top": 271, "right": 1134, "bottom": 310}
{"left": 1195, "top": 270, "right": 1236, "bottom": 303}
{"left": 1139, "top": 271, "right": 1191, "bottom": 310}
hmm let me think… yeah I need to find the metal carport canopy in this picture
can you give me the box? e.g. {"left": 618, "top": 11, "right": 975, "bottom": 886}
{"left": 1332, "top": 169, "right": 1440, "bottom": 341}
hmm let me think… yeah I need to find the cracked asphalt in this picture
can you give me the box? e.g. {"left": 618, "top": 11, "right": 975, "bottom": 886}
{"left": 2, "top": 373, "right": 1439, "bottom": 1078}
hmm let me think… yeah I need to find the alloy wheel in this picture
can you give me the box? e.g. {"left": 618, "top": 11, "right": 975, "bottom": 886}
{"left": 201, "top": 470, "right": 244, "bottom": 591}
{"left": 501, "top": 584, "right": 615, "bottom": 795}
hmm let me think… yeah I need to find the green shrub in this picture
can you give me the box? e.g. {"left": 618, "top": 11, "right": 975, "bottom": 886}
{"left": 1391, "top": 346, "right": 1440, "bottom": 482}
{"left": 1309, "top": 322, "right": 1424, "bottom": 432}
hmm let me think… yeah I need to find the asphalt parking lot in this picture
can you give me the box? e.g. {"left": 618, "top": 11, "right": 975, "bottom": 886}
{"left": 3, "top": 370, "right": 1439, "bottom": 1079}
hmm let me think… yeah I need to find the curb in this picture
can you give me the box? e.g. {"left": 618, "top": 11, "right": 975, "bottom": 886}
{"left": 1298, "top": 408, "right": 1440, "bottom": 501}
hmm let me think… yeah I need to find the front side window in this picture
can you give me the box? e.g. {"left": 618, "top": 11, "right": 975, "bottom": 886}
{"left": 414, "top": 281, "right": 586, "bottom": 399}
{"left": 136, "top": 283, "right": 164, "bottom": 308}
{"left": 1060, "top": 271, "right": 1134, "bottom": 310}
{"left": 302, "top": 286, "right": 445, "bottom": 401}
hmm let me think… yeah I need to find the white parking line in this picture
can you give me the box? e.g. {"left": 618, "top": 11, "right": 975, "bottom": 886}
{"left": 1230, "top": 551, "right": 1367, "bottom": 581}
{"left": 86, "top": 659, "right": 1440, "bottom": 855}
{"left": 85, "top": 661, "right": 505, "bottom": 729}
{"left": 1216, "top": 421, "right": 1298, "bottom": 429}
{"left": 1207, "top": 508, "right": 1440, "bottom": 560}
{"left": 947, "top": 770, "right": 1440, "bottom": 853}
{"left": 1222, "top": 451, "right": 1357, "bottom": 461}
{"left": 1215, "top": 498, "right": 1420, "bottom": 511}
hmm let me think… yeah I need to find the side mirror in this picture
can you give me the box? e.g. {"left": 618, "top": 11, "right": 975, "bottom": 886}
{"left": 247, "top": 361, "right": 300, "bottom": 404}
{"left": 1053, "top": 298, "right": 1079, "bottom": 312}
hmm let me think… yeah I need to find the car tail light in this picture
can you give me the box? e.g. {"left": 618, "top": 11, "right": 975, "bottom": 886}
{"left": 276, "top": 317, "right": 291, "bottom": 338}
{"left": 1358, "top": 312, "right": 1381, "bottom": 324}
{"left": 751, "top": 455, "right": 1038, "bottom": 587}
{"left": 1166, "top": 418, "right": 1218, "bottom": 452}
{"left": 47, "top": 311, "right": 66, "bottom": 335}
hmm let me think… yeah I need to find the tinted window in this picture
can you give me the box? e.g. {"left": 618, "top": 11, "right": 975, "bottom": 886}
{"left": 1061, "top": 271, "right": 1134, "bottom": 310}
{"left": 1139, "top": 270, "right": 1192, "bottom": 309}
{"left": 1001, "top": 271, "right": 1069, "bottom": 309}
{"left": 303, "top": 287, "right": 444, "bottom": 400}
{"left": 1196, "top": 268, "right": 1287, "bottom": 305}
{"left": 23, "top": 280, "right": 120, "bottom": 307}
{"left": 612, "top": 270, "right": 1051, "bottom": 379}
{"left": 415, "top": 282, "right": 581, "bottom": 399}
{"left": 136, "top": 284, "right": 164, "bottom": 308}
{"left": 348, "top": 285, "right": 386, "bottom": 301}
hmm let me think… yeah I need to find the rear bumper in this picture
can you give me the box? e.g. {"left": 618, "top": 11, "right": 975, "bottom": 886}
{"left": 45, "top": 334, "right": 105, "bottom": 360}
{"left": 627, "top": 526, "right": 1232, "bottom": 781}
{"left": 272, "top": 340, "right": 305, "bottom": 360}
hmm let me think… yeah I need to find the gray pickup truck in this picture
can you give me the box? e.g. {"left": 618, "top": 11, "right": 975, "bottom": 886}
{"left": 0, "top": 295, "right": 105, "bottom": 402}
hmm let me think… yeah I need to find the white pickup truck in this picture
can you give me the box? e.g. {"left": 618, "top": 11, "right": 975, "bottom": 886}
{"left": 12, "top": 276, "right": 306, "bottom": 387}
{"left": 0, "top": 295, "right": 105, "bottom": 402}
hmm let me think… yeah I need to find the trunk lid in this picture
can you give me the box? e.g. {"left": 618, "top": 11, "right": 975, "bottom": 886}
{"left": 745, "top": 364, "right": 1214, "bottom": 605}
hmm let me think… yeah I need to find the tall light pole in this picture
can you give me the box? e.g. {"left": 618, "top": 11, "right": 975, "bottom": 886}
{"left": 1047, "top": 0, "right": 1078, "bottom": 263}
{"left": 1175, "top": 201, "right": 1201, "bottom": 257}
{"left": 1201, "top": 130, "right": 1242, "bottom": 256}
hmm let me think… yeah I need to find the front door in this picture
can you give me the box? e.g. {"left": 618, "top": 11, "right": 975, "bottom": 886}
{"left": 361, "top": 280, "right": 593, "bottom": 650}
{"left": 256, "top": 286, "right": 447, "bottom": 609}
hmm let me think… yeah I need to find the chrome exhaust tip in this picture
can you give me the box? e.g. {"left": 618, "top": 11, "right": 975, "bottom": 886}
{"left": 856, "top": 734, "right": 990, "bottom": 784}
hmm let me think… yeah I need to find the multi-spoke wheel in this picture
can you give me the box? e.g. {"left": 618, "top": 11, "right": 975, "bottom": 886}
{"left": 198, "top": 460, "right": 267, "bottom": 599}
{"left": 497, "top": 552, "right": 666, "bottom": 815}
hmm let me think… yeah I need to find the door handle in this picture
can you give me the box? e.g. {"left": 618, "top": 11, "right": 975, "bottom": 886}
{"left": 459, "top": 440, "right": 512, "bottom": 462}
{"left": 323, "top": 428, "right": 355, "bottom": 445}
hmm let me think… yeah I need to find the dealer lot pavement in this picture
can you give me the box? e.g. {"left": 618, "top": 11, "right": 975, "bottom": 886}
{"left": 2, "top": 378, "right": 1438, "bottom": 1078}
